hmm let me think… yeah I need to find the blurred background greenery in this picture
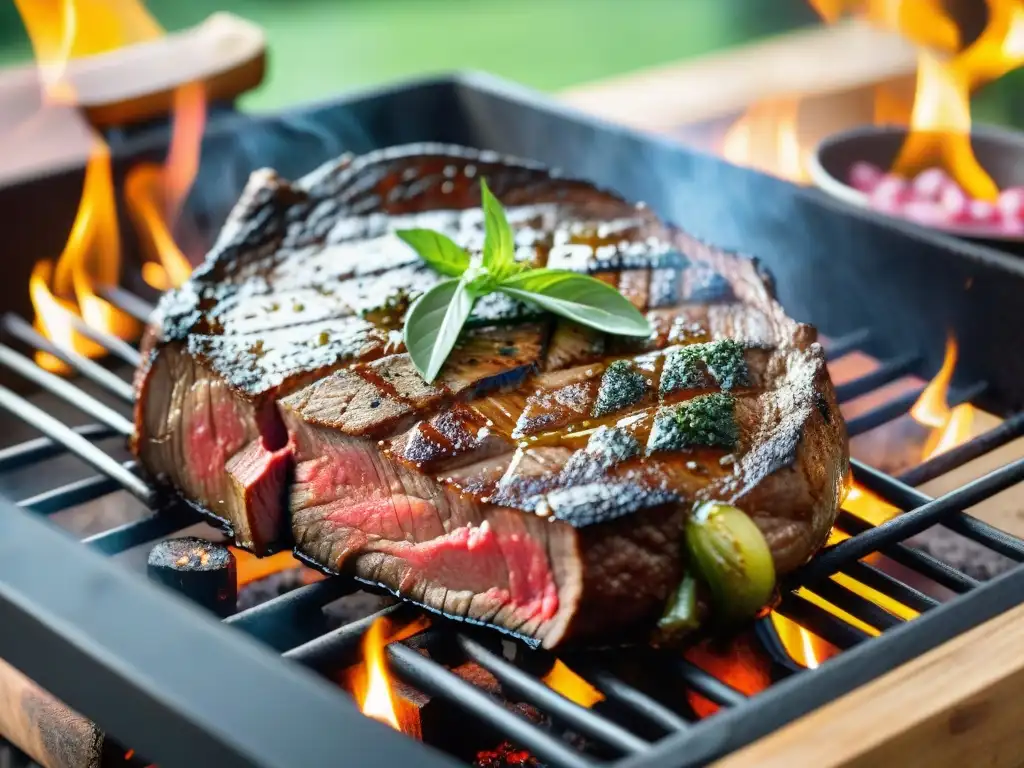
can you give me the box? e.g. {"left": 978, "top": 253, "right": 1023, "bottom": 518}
{"left": 0, "top": 0, "right": 1017, "bottom": 122}
{"left": 0, "top": 0, "right": 817, "bottom": 109}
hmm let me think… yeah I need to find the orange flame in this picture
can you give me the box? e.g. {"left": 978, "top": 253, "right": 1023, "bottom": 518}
{"left": 721, "top": 97, "right": 809, "bottom": 184}
{"left": 911, "top": 336, "right": 976, "bottom": 461}
{"left": 359, "top": 617, "right": 401, "bottom": 729}
{"left": 28, "top": 144, "right": 138, "bottom": 372}
{"left": 14, "top": 0, "right": 162, "bottom": 104}
{"left": 770, "top": 614, "right": 836, "bottom": 669}
{"left": 809, "top": 1, "right": 960, "bottom": 50}
{"left": 351, "top": 615, "right": 430, "bottom": 732}
{"left": 15, "top": 0, "right": 147, "bottom": 370}
{"left": 127, "top": 81, "right": 205, "bottom": 291}
{"left": 16, "top": 0, "right": 202, "bottom": 369}
{"left": 542, "top": 660, "right": 605, "bottom": 708}
{"left": 770, "top": 480, "right": 920, "bottom": 667}
{"left": 892, "top": 1, "right": 1024, "bottom": 199}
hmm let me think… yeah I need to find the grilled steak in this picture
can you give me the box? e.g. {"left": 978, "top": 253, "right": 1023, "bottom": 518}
{"left": 133, "top": 145, "right": 849, "bottom": 647}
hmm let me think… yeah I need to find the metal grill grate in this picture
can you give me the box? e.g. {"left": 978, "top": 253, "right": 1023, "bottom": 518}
{"left": 0, "top": 288, "right": 1023, "bottom": 768}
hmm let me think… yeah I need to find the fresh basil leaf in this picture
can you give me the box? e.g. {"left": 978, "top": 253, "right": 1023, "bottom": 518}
{"left": 396, "top": 229, "right": 470, "bottom": 278}
{"left": 499, "top": 269, "right": 652, "bottom": 337}
{"left": 480, "top": 177, "right": 517, "bottom": 279}
{"left": 404, "top": 278, "right": 475, "bottom": 382}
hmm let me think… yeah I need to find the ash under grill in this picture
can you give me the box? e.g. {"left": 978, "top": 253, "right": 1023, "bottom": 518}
{"left": 2, "top": 76, "right": 1024, "bottom": 768}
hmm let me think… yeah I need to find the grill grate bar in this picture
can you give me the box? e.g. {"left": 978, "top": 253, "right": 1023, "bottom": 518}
{"left": 837, "top": 512, "right": 979, "bottom": 593}
{"left": 83, "top": 504, "right": 197, "bottom": 554}
{"left": 854, "top": 460, "right": 1024, "bottom": 561}
{"left": 457, "top": 634, "right": 651, "bottom": 755}
{"left": 0, "top": 423, "right": 116, "bottom": 472}
{"left": 672, "top": 660, "right": 747, "bottom": 708}
{"left": 806, "top": 579, "right": 904, "bottom": 631}
{"left": 839, "top": 560, "right": 939, "bottom": 612}
{"left": 803, "top": 456, "right": 1024, "bottom": 584}
{"left": 898, "top": 410, "right": 1024, "bottom": 487}
{"left": 576, "top": 668, "right": 691, "bottom": 734}
{"left": 822, "top": 329, "right": 871, "bottom": 360}
{"left": 19, "top": 472, "right": 124, "bottom": 515}
{"left": 845, "top": 381, "right": 987, "bottom": 438}
{"left": 775, "top": 593, "right": 872, "bottom": 650}
{"left": 0, "top": 345, "right": 134, "bottom": 433}
{"left": 387, "top": 642, "right": 594, "bottom": 768}
{"left": 845, "top": 387, "right": 923, "bottom": 437}
{"left": 227, "top": 578, "right": 354, "bottom": 651}
{"left": 64, "top": 313, "right": 143, "bottom": 368}
{"left": 834, "top": 353, "right": 919, "bottom": 403}
{"left": 96, "top": 285, "right": 155, "bottom": 324}
{"left": 0, "top": 383, "right": 150, "bottom": 503}
{"left": 284, "top": 603, "right": 415, "bottom": 671}
{"left": 2, "top": 316, "right": 135, "bottom": 404}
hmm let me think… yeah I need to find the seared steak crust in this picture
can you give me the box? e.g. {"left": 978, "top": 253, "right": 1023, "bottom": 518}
{"left": 133, "top": 145, "right": 849, "bottom": 646}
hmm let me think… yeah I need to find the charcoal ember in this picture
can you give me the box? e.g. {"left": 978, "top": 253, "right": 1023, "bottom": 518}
{"left": 147, "top": 537, "right": 237, "bottom": 617}
{"left": 909, "top": 528, "right": 1016, "bottom": 580}
{"left": 324, "top": 591, "right": 397, "bottom": 629}
{"left": 475, "top": 741, "right": 545, "bottom": 767}
{"left": 236, "top": 568, "right": 309, "bottom": 611}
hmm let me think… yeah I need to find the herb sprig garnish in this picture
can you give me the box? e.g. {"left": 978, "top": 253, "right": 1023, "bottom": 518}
{"left": 397, "top": 179, "right": 652, "bottom": 382}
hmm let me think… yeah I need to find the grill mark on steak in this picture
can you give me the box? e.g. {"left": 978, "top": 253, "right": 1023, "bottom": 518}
{"left": 133, "top": 144, "right": 849, "bottom": 646}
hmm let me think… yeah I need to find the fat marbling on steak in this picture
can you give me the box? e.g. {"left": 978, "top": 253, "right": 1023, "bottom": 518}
{"left": 132, "top": 144, "right": 849, "bottom": 647}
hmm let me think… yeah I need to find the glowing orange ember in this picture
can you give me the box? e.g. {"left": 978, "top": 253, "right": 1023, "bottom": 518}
{"left": 684, "top": 635, "right": 772, "bottom": 717}
{"left": 229, "top": 547, "right": 302, "bottom": 588}
{"left": 542, "top": 660, "right": 605, "bottom": 708}
{"left": 911, "top": 336, "right": 976, "bottom": 461}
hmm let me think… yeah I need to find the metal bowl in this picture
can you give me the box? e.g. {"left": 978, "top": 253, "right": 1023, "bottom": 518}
{"left": 808, "top": 123, "right": 1024, "bottom": 244}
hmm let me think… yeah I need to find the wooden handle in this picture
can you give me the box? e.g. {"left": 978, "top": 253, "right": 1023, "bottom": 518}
{"left": 0, "top": 12, "right": 266, "bottom": 186}
{"left": 65, "top": 12, "right": 266, "bottom": 127}
{"left": 713, "top": 600, "right": 1024, "bottom": 767}
{"left": 0, "top": 657, "right": 104, "bottom": 768}
{"left": 560, "top": 18, "right": 917, "bottom": 133}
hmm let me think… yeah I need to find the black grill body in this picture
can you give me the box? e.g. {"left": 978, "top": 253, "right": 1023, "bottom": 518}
{"left": 0, "top": 73, "right": 1022, "bottom": 768}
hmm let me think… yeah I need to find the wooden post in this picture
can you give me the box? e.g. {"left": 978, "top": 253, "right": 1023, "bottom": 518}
{"left": 712, "top": 601, "right": 1024, "bottom": 767}
{"left": 0, "top": 658, "right": 105, "bottom": 768}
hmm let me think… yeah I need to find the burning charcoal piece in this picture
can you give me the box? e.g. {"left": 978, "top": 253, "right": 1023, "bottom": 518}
{"left": 475, "top": 741, "right": 545, "bottom": 768}
{"left": 236, "top": 567, "right": 309, "bottom": 612}
{"left": 147, "top": 537, "right": 237, "bottom": 617}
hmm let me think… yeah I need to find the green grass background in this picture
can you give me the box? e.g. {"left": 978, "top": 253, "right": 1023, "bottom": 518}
{"left": 0, "top": 0, "right": 1016, "bottom": 123}
{"left": 0, "top": 0, "right": 817, "bottom": 110}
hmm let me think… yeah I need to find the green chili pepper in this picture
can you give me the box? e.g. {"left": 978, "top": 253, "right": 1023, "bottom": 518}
{"left": 685, "top": 501, "right": 775, "bottom": 623}
{"left": 656, "top": 570, "right": 702, "bottom": 643}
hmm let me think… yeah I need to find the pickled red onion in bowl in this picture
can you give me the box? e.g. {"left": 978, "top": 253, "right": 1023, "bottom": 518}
{"left": 848, "top": 162, "right": 1024, "bottom": 237}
